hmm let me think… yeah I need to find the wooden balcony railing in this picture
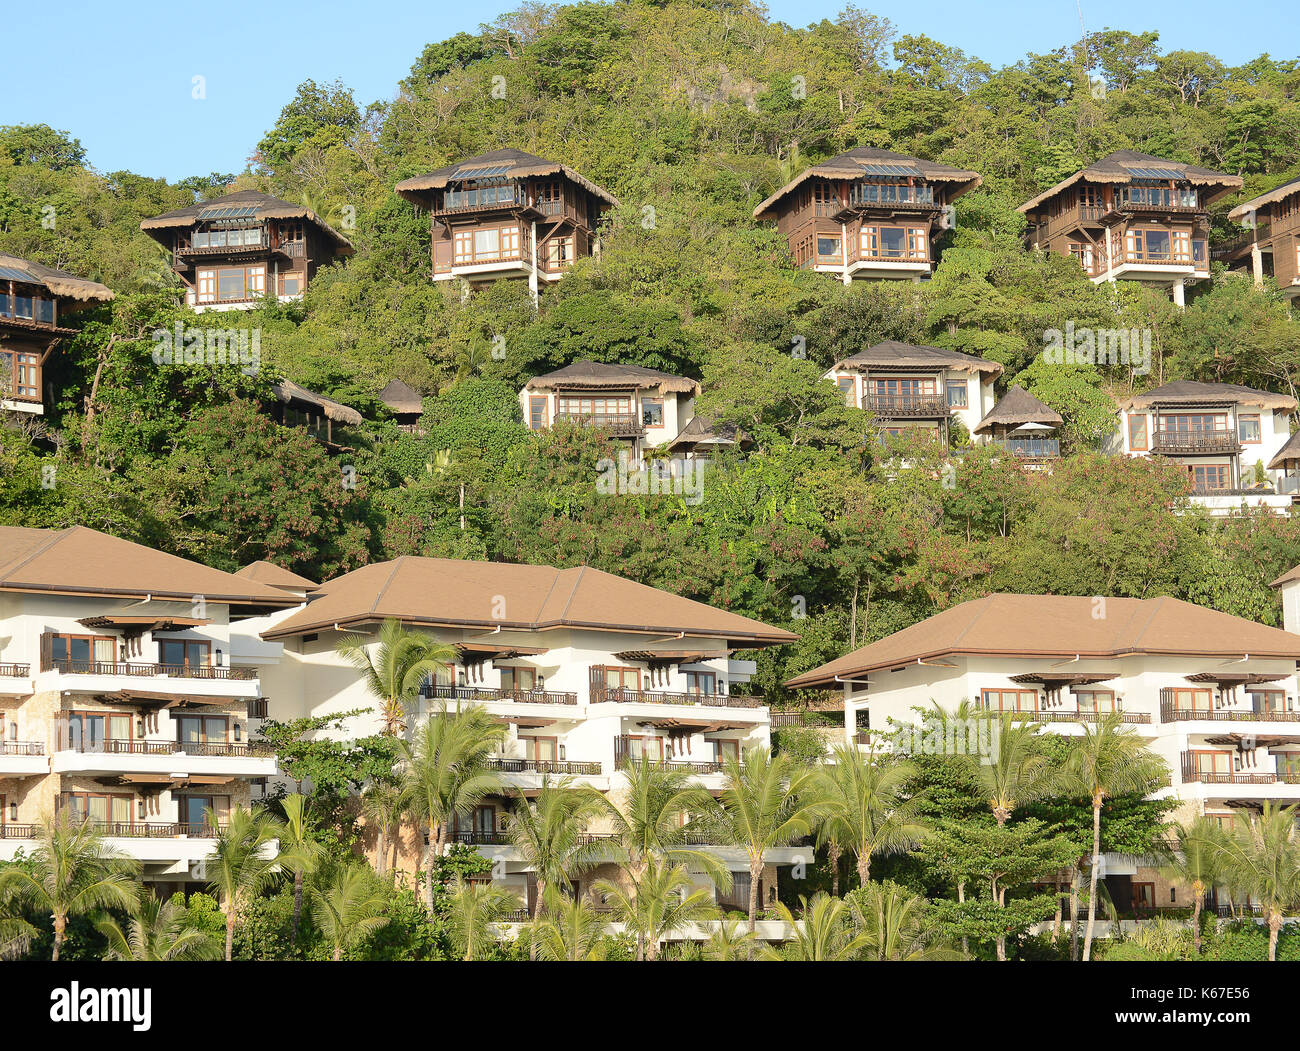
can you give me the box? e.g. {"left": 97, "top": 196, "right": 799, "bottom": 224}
{"left": 0, "top": 823, "right": 39, "bottom": 839}
{"left": 614, "top": 738, "right": 724, "bottom": 773}
{"left": 591, "top": 687, "right": 765, "bottom": 709}
{"left": 993, "top": 437, "right": 1060, "bottom": 459}
{"left": 865, "top": 395, "right": 950, "bottom": 418}
{"left": 188, "top": 741, "right": 276, "bottom": 758}
{"left": 1032, "top": 710, "right": 1151, "bottom": 724}
{"left": 0, "top": 741, "right": 44, "bottom": 756}
{"left": 1180, "top": 754, "right": 1279, "bottom": 785}
{"left": 0, "top": 663, "right": 30, "bottom": 677}
{"left": 1161, "top": 701, "right": 1300, "bottom": 723}
{"left": 59, "top": 737, "right": 179, "bottom": 756}
{"left": 44, "top": 821, "right": 226, "bottom": 839}
{"left": 425, "top": 684, "right": 578, "bottom": 706}
{"left": 553, "top": 411, "right": 644, "bottom": 437}
{"left": 1151, "top": 431, "right": 1240, "bottom": 455}
{"left": 39, "top": 641, "right": 257, "bottom": 681}
{"left": 484, "top": 757, "right": 602, "bottom": 776}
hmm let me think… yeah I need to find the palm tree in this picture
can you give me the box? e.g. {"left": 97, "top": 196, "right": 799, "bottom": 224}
{"left": 849, "top": 880, "right": 964, "bottom": 960}
{"left": 96, "top": 891, "right": 220, "bottom": 961}
{"left": 1159, "top": 816, "right": 1229, "bottom": 956}
{"left": 815, "top": 744, "right": 927, "bottom": 888}
{"left": 593, "top": 855, "right": 717, "bottom": 961}
{"left": 0, "top": 814, "right": 138, "bottom": 960}
{"left": 762, "top": 892, "right": 869, "bottom": 961}
{"left": 337, "top": 617, "right": 458, "bottom": 736}
{"left": 1218, "top": 802, "right": 1300, "bottom": 961}
{"left": 588, "top": 754, "right": 727, "bottom": 885}
{"left": 1057, "top": 712, "right": 1169, "bottom": 961}
{"left": 311, "top": 864, "right": 389, "bottom": 961}
{"left": 529, "top": 889, "right": 608, "bottom": 961}
{"left": 701, "top": 916, "right": 757, "bottom": 961}
{"left": 507, "top": 777, "right": 604, "bottom": 956}
{"left": 977, "top": 712, "right": 1053, "bottom": 825}
{"left": 205, "top": 807, "right": 283, "bottom": 961}
{"left": 277, "top": 793, "right": 326, "bottom": 948}
{"left": 360, "top": 778, "right": 405, "bottom": 877}
{"left": 396, "top": 705, "right": 504, "bottom": 911}
{"left": 713, "top": 746, "right": 819, "bottom": 934}
{"left": 446, "top": 876, "right": 520, "bottom": 961}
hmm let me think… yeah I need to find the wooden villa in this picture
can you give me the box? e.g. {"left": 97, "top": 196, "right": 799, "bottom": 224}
{"left": 752, "top": 147, "right": 981, "bottom": 283}
{"left": 0, "top": 252, "right": 113, "bottom": 414}
{"left": 1224, "top": 175, "right": 1300, "bottom": 303}
{"left": 140, "top": 190, "right": 353, "bottom": 313}
{"left": 1019, "top": 150, "right": 1242, "bottom": 305}
{"left": 394, "top": 148, "right": 617, "bottom": 299}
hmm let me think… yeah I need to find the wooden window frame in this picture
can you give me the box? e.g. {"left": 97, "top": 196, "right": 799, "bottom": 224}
{"left": 522, "top": 735, "right": 558, "bottom": 762}
{"left": 528, "top": 395, "right": 548, "bottom": 431}
{"left": 1237, "top": 413, "right": 1261, "bottom": 444}
{"left": 980, "top": 688, "right": 1038, "bottom": 712}
{"left": 1073, "top": 689, "right": 1117, "bottom": 713}
{"left": 945, "top": 379, "right": 968, "bottom": 408}
{"left": 50, "top": 633, "right": 117, "bottom": 664}
{"left": 1128, "top": 414, "right": 1148, "bottom": 451}
{"left": 158, "top": 638, "right": 211, "bottom": 669}
{"left": 175, "top": 713, "right": 230, "bottom": 746}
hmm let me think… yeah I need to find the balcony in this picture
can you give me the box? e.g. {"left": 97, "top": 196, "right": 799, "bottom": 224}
{"left": 1117, "top": 189, "right": 1203, "bottom": 214}
{"left": 614, "top": 738, "right": 725, "bottom": 773}
{"left": 992, "top": 437, "right": 1060, "bottom": 459}
{"left": 42, "top": 659, "right": 256, "bottom": 680}
{"left": 484, "top": 757, "right": 602, "bottom": 776}
{"left": 0, "top": 663, "right": 30, "bottom": 677}
{"left": 1161, "top": 701, "right": 1300, "bottom": 723}
{"left": 985, "top": 708, "right": 1151, "bottom": 725}
{"left": 865, "top": 395, "right": 949, "bottom": 418}
{"left": 591, "top": 687, "right": 764, "bottom": 709}
{"left": 1179, "top": 755, "right": 1299, "bottom": 785}
{"left": 553, "top": 411, "right": 644, "bottom": 438}
{"left": 1150, "top": 431, "right": 1240, "bottom": 455}
{"left": 424, "top": 684, "right": 578, "bottom": 706}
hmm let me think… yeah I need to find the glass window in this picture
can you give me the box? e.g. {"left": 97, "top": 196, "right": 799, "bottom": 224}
{"left": 816, "top": 236, "right": 841, "bottom": 261}
{"left": 945, "top": 380, "right": 968, "bottom": 408}
{"left": 472, "top": 228, "right": 500, "bottom": 259}
{"left": 1238, "top": 415, "right": 1261, "bottom": 443}
{"left": 528, "top": 396, "right": 547, "bottom": 431}
{"left": 1075, "top": 690, "right": 1116, "bottom": 713}
{"left": 685, "top": 671, "right": 716, "bottom": 695}
{"left": 641, "top": 399, "right": 664, "bottom": 427}
{"left": 500, "top": 666, "right": 536, "bottom": 692}
{"left": 523, "top": 737, "right": 557, "bottom": 762}
{"left": 281, "top": 274, "right": 302, "bottom": 297}
{"left": 160, "top": 639, "right": 210, "bottom": 668}
{"left": 837, "top": 376, "right": 856, "bottom": 407}
{"left": 1128, "top": 414, "right": 1148, "bottom": 451}
{"left": 981, "top": 689, "right": 1037, "bottom": 712}
{"left": 217, "top": 268, "right": 245, "bottom": 300}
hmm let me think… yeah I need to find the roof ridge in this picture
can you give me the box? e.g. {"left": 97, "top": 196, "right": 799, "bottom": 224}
{"left": 370, "top": 557, "right": 408, "bottom": 617}
{"left": 557, "top": 565, "right": 587, "bottom": 622}
{"left": 0, "top": 525, "right": 76, "bottom": 584}
{"left": 946, "top": 595, "right": 996, "bottom": 648}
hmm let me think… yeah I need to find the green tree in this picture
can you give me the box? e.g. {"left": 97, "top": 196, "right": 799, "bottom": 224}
{"left": 336, "top": 617, "right": 459, "bottom": 737}
{"left": 96, "top": 891, "right": 220, "bottom": 961}
{"left": 205, "top": 807, "right": 284, "bottom": 961}
{"left": 1219, "top": 803, "right": 1300, "bottom": 962}
{"left": 311, "top": 864, "right": 390, "bottom": 961}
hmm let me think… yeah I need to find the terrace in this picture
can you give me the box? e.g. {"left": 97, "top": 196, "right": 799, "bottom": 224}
{"left": 590, "top": 686, "right": 765, "bottom": 709}
{"left": 1150, "top": 430, "right": 1240, "bottom": 455}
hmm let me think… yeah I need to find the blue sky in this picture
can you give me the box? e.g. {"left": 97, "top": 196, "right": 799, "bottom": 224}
{"left": 4, "top": 1, "right": 1296, "bottom": 182}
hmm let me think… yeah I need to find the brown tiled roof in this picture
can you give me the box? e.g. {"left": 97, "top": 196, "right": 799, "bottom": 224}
{"left": 754, "top": 147, "right": 981, "bottom": 219}
{"left": 235, "top": 560, "right": 317, "bottom": 591}
{"left": 1121, "top": 380, "right": 1295, "bottom": 411}
{"left": 1019, "top": 150, "right": 1242, "bottom": 214}
{"left": 395, "top": 148, "right": 618, "bottom": 206}
{"left": 139, "top": 190, "right": 354, "bottom": 252}
{"left": 785, "top": 593, "right": 1300, "bottom": 687}
{"left": 973, "top": 386, "right": 1062, "bottom": 433}
{"left": 0, "top": 252, "right": 114, "bottom": 305}
{"left": 1229, "top": 174, "right": 1300, "bottom": 221}
{"left": 261, "top": 557, "right": 798, "bottom": 644}
{"left": 524, "top": 360, "right": 700, "bottom": 394}
{"left": 832, "top": 341, "right": 1002, "bottom": 376}
{"left": 1271, "top": 562, "right": 1300, "bottom": 587}
{"left": 0, "top": 526, "right": 296, "bottom": 606}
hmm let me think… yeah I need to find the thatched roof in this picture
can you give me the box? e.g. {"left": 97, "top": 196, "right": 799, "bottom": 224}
{"left": 379, "top": 378, "right": 424, "bottom": 415}
{"left": 1019, "top": 150, "right": 1243, "bottom": 214}
{"left": 1268, "top": 428, "right": 1300, "bottom": 470}
{"left": 1229, "top": 174, "right": 1300, "bottom": 221}
{"left": 0, "top": 252, "right": 114, "bottom": 305}
{"left": 524, "top": 360, "right": 700, "bottom": 395}
{"left": 395, "top": 148, "right": 618, "bottom": 207}
{"left": 831, "top": 341, "right": 1003, "bottom": 377}
{"left": 272, "top": 379, "right": 363, "bottom": 425}
{"left": 1121, "top": 380, "right": 1296, "bottom": 412}
{"left": 974, "top": 386, "right": 1063, "bottom": 433}
{"left": 753, "top": 147, "right": 981, "bottom": 220}
{"left": 665, "top": 414, "right": 750, "bottom": 452}
{"left": 140, "top": 190, "right": 354, "bottom": 252}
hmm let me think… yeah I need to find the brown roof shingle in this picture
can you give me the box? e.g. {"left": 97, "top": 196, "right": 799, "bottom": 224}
{"left": 140, "top": 190, "right": 354, "bottom": 253}
{"left": 785, "top": 593, "right": 1300, "bottom": 687}
{"left": 395, "top": 148, "right": 618, "bottom": 207}
{"left": 0, "top": 526, "right": 297, "bottom": 606}
{"left": 832, "top": 341, "right": 1003, "bottom": 376}
{"left": 524, "top": 360, "right": 700, "bottom": 395}
{"left": 1019, "top": 150, "right": 1243, "bottom": 214}
{"left": 1121, "top": 380, "right": 1296, "bottom": 412}
{"left": 261, "top": 557, "right": 798, "bottom": 644}
{"left": 0, "top": 253, "right": 114, "bottom": 305}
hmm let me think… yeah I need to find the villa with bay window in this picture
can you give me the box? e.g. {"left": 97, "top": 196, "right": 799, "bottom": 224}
{"left": 1019, "top": 150, "right": 1241, "bottom": 305}
{"left": 787, "top": 593, "right": 1300, "bottom": 920}
{"left": 0, "top": 527, "right": 298, "bottom": 892}
{"left": 825, "top": 340, "right": 1001, "bottom": 445}
{"left": 754, "top": 147, "right": 980, "bottom": 283}
{"left": 396, "top": 148, "right": 617, "bottom": 299}
{"left": 1111, "top": 380, "right": 1296, "bottom": 515}
{"left": 140, "top": 190, "right": 354, "bottom": 312}
{"left": 0, "top": 253, "right": 113, "bottom": 414}
{"left": 240, "top": 555, "right": 803, "bottom": 916}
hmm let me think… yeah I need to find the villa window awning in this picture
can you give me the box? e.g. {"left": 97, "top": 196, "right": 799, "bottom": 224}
{"left": 78, "top": 616, "right": 211, "bottom": 631}
{"left": 457, "top": 641, "right": 547, "bottom": 660}
{"left": 614, "top": 649, "right": 717, "bottom": 664}
{"left": 95, "top": 690, "right": 235, "bottom": 709}
{"left": 1008, "top": 671, "right": 1120, "bottom": 688}
{"left": 494, "top": 716, "right": 555, "bottom": 728}
{"left": 635, "top": 718, "right": 742, "bottom": 731}
{"left": 1185, "top": 672, "right": 1289, "bottom": 686}
{"left": 1205, "top": 734, "right": 1300, "bottom": 748}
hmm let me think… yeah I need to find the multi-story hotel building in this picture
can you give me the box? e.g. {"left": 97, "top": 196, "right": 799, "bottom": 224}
{"left": 825, "top": 340, "right": 1001, "bottom": 444}
{"left": 1223, "top": 175, "right": 1300, "bottom": 302}
{"left": 1110, "top": 380, "right": 1297, "bottom": 515}
{"left": 241, "top": 556, "right": 803, "bottom": 915}
{"left": 0, "top": 527, "right": 297, "bottom": 891}
{"left": 520, "top": 360, "right": 699, "bottom": 462}
{"left": 788, "top": 593, "right": 1300, "bottom": 918}
{"left": 395, "top": 149, "right": 617, "bottom": 300}
{"left": 0, "top": 252, "right": 113, "bottom": 414}
{"left": 1019, "top": 150, "right": 1242, "bottom": 305}
{"left": 753, "top": 147, "right": 981, "bottom": 283}
{"left": 140, "top": 190, "right": 354, "bottom": 313}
